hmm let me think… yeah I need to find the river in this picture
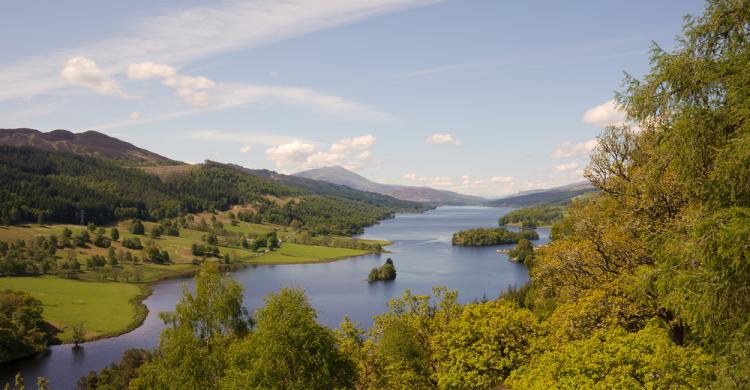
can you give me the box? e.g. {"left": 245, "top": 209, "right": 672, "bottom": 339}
{"left": 1, "top": 206, "right": 547, "bottom": 389}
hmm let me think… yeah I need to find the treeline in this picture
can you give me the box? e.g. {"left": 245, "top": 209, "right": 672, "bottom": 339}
{"left": 451, "top": 227, "right": 538, "bottom": 246}
{"left": 498, "top": 205, "right": 563, "bottom": 228}
{"left": 287, "top": 232, "right": 384, "bottom": 252}
{"left": 0, "top": 147, "right": 411, "bottom": 236}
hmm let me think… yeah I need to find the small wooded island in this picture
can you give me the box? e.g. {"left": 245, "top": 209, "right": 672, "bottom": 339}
{"left": 451, "top": 227, "right": 538, "bottom": 246}
{"left": 368, "top": 258, "right": 396, "bottom": 282}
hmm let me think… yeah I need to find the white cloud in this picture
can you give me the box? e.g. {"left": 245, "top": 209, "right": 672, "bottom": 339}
{"left": 239, "top": 145, "right": 253, "bottom": 154}
{"left": 582, "top": 100, "right": 627, "bottom": 127}
{"left": 266, "top": 141, "right": 318, "bottom": 168}
{"left": 216, "top": 84, "right": 391, "bottom": 120}
{"left": 551, "top": 139, "right": 598, "bottom": 158}
{"left": 184, "top": 130, "right": 302, "bottom": 146}
{"left": 174, "top": 88, "right": 211, "bottom": 106}
{"left": 60, "top": 56, "right": 122, "bottom": 96}
{"left": 126, "top": 62, "right": 176, "bottom": 80}
{"left": 130, "top": 111, "right": 141, "bottom": 120}
{"left": 162, "top": 75, "right": 216, "bottom": 90}
{"left": 127, "top": 61, "right": 216, "bottom": 106}
{"left": 426, "top": 133, "right": 461, "bottom": 145}
{"left": 1, "top": 0, "right": 438, "bottom": 100}
{"left": 491, "top": 176, "right": 513, "bottom": 183}
{"left": 401, "top": 172, "right": 456, "bottom": 187}
{"left": 266, "top": 134, "right": 377, "bottom": 172}
{"left": 554, "top": 162, "right": 579, "bottom": 172}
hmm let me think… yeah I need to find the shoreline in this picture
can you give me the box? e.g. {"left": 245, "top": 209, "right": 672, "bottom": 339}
{"left": 43, "top": 242, "right": 391, "bottom": 348}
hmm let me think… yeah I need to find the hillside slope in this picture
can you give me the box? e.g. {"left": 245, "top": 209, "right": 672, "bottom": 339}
{"left": 0, "top": 146, "right": 417, "bottom": 235}
{"left": 488, "top": 181, "right": 596, "bottom": 207}
{"left": 0, "top": 128, "right": 176, "bottom": 165}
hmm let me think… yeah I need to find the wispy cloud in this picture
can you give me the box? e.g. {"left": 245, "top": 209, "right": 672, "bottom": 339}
{"left": 184, "top": 130, "right": 305, "bottom": 147}
{"left": 554, "top": 162, "right": 579, "bottom": 172}
{"left": 390, "top": 40, "right": 647, "bottom": 80}
{"left": 425, "top": 133, "right": 461, "bottom": 145}
{"left": 0, "top": 0, "right": 440, "bottom": 100}
{"left": 551, "top": 139, "right": 598, "bottom": 158}
{"left": 86, "top": 78, "right": 394, "bottom": 130}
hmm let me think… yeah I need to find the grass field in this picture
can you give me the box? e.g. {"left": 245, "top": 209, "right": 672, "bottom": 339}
{"left": 251, "top": 243, "right": 370, "bottom": 264}
{"left": 0, "top": 277, "right": 145, "bottom": 342}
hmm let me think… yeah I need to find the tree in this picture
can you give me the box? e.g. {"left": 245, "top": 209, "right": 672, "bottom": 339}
{"left": 131, "top": 262, "right": 249, "bottom": 389}
{"left": 0, "top": 290, "right": 50, "bottom": 363}
{"left": 368, "top": 268, "right": 380, "bottom": 283}
{"left": 266, "top": 231, "right": 279, "bottom": 250}
{"left": 507, "top": 323, "right": 712, "bottom": 389}
{"left": 75, "top": 349, "right": 152, "bottom": 390}
{"left": 508, "top": 238, "right": 534, "bottom": 263}
{"left": 129, "top": 220, "right": 145, "bottom": 235}
{"left": 378, "top": 262, "right": 396, "bottom": 281}
{"left": 221, "top": 288, "right": 355, "bottom": 389}
{"left": 107, "top": 247, "right": 118, "bottom": 267}
{"left": 150, "top": 225, "right": 162, "bottom": 239}
{"left": 110, "top": 227, "right": 119, "bottom": 241}
{"left": 431, "top": 300, "right": 539, "bottom": 389}
{"left": 72, "top": 323, "right": 85, "bottom": 348}
{"left": 74, "top": 230, "right": 90, "bottom": 247}
{"left": 93, "top": 234, "right": 111, "bottom": 248}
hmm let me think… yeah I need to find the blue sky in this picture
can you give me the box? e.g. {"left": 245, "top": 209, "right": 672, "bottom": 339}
{"left": 1, "top": 0, "right": 705, "bottom": 197}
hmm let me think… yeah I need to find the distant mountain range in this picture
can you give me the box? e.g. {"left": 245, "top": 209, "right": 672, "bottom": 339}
{"left": 487, "top": 181, "right": 596, "bottom": 206}
{"left": 0, "top": 128, "right": 595, "bottom": 207}
{"left": 294, "top": 166, "right": 486, "bottom": 205}
{"left": 0, "top": 128, "right": 176, "bottom": 165}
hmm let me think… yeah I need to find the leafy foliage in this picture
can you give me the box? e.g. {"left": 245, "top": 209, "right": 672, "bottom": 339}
{"left": 367, "top": 258, "right": 397, "bottom": 282}
{"left": 499, "top": 205, "right": 563, "bottom": 226}
{"left": 131, "top": 262, "right": 250, "bottom": 389}
{"left": 451, "top": 227, "right": 538, "bottom": 246}
{"left": 221, "top": 288, "right": 355, "bottom": 389}
{"left": 508, "top": 323, "right": 713, "bottom": 389}
{"left": 0, "top": 290, "right": 52, "bottom": 363}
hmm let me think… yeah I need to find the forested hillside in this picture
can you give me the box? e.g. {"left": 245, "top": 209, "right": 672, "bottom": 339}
{"left": 0, "top": 146, "right": 422, "bottom": 235}
{"left": 78, "top": 2, "right": 750, "bottom": 388}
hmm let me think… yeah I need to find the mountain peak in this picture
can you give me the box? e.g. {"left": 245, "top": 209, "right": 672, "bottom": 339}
{"left": 294, "top": 165, "right": 485, "bottom": 205}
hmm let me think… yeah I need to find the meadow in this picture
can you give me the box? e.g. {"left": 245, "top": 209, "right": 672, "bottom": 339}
{"left": 0, "top": 277, "right": 144, "bottom": 342}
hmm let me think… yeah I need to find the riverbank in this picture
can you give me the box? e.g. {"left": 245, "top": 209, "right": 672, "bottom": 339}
{"left": 0, "top": 237, "right": 390, "bottom": 348}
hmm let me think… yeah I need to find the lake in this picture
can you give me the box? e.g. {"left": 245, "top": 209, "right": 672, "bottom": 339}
{"left": 1, "top": 206, "right": 547, "bottom": 389}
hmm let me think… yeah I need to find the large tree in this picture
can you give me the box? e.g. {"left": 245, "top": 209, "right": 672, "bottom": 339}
{"left": 131, "top": 262, "right": 249, "bottom": 389}
{"left": 221, "top": 288, "right": 355, "bottom": 390}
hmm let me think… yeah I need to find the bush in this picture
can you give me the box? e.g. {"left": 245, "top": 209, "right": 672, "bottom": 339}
{"left": 122, "top": 237, "right": 142, "bottom": 250}
{"left": 129, "top": 220, "right": 145, "bottom": 235}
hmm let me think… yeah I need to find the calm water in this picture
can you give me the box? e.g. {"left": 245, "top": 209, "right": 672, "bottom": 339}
{"left": 1, "top": 206, "right": 546, "bottom": 389}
